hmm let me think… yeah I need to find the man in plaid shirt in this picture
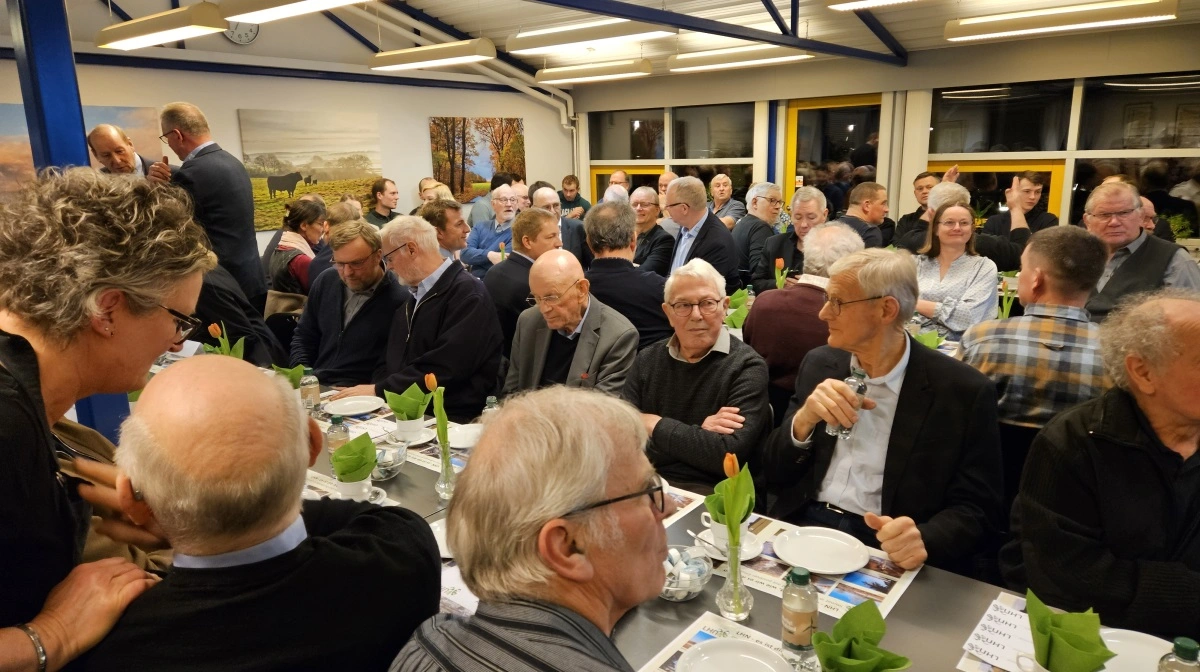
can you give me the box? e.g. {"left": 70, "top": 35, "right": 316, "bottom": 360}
{"left": 961, "top": 226, "right": 1110, "bottom": 428}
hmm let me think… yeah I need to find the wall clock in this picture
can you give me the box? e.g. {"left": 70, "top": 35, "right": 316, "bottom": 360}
{"left": 224, "top": 22, "right": 260, "bottom": 45}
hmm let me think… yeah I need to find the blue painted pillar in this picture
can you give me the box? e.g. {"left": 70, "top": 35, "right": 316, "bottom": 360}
{"left": 9, "top": 0, "right": 130, "bottom": 442}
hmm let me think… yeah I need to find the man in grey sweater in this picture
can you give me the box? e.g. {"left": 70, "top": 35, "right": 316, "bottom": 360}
{"left": 621, "top": 259, "right": 771, "bottom": 494}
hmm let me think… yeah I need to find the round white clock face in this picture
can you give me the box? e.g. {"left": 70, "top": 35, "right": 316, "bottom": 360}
{"left": 224, "top": 22, "right": 260, "bottom": 45}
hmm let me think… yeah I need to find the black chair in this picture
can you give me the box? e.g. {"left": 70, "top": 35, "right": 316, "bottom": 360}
{"left": 264, "top": 312, "right": 300, "bottom": 356}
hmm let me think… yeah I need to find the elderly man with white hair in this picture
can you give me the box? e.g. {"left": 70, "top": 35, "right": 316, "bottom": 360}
{"left": 462, "top": 184, "right": 519, "bottom": 279}
{"left": 333, "top": 216, "right": 502, "bottom": 422}
{"left": 393, "top": 387, "right": 675, "bottom": 672}
{"left": 665, "top": 176, "right": 742, "bottom": 293}
{"left": 621, "top": 259, "right": 769, "bottom": 493}
{"left": 754, "top": 186, "right": 829, "bottom": 294}
{"left": 732, "top": 182, "right": 783, "bottom": 290}
{"left": 708, "top": 173, "right": 746, "bottom": 229}
{"left": 82, "top": 355, "right": 440, "bottom": 670}
{"left": 765, "top": 249, "right": 1002, "bottom": 572}
{"left": 1001, "top": 289, "right": 1200, "bottom": 640}
{"left": 630, "top": 186, "right": 676, "bottom": 277}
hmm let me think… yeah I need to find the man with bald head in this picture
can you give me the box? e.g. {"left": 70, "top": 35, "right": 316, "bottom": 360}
{"left": 462, "top": 183, "right": 519, "bottom": 279}
{"left": 87, "top": 124, "right": 163, "bottom": 177}
{"left": 503, "top": 250, "right": 638, "bottom": 395}
{"left": 531, "top": 185, "right": 590, "bottom": 268}
{"left": 81, "top": 356, "right": 439, "bottom": 671}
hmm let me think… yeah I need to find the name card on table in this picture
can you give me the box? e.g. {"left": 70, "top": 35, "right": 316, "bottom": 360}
{"left": 962, "top": 599, "right": 1035, "bottom": 671}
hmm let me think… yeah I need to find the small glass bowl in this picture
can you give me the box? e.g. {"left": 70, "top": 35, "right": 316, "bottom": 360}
{"left": 660, "top": 545, "right": 713, "bottom": 602}
{"left": 372, "top": 444, "right": 407, "bottom": 481}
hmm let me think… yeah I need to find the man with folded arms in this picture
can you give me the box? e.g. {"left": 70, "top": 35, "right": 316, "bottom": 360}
{"left": 82, "top": 356, "right": 440, "bottom": 671}
{"left": 621, "top": 259, "right": 770, "bottom": 493}
{"left": 485, "top": 207, "right": 563, "bottom": 358}
{"left": 585, "top": 201, "right": 673, "bottom": 350}
{"left": 764, "top": 249, "right": 1003, "bottom": 572}
{"left": 708, "top": 173, "right": 746, "bottom": 230}
{"left": 1001, "top": 290, "right": 1200, "bottom": 640}
{"left": 393, "top": 387, "right": 675, "bottom": 672}
{"left": 504, "top": 250, "right": 637, "bottom": 395}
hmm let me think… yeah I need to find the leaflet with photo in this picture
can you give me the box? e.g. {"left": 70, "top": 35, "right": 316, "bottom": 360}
{"left": 439, "top": 560, "right": 479, "bottom": 617}
{"left": 956, "top": 592, "right": 1031, "bottom": 672}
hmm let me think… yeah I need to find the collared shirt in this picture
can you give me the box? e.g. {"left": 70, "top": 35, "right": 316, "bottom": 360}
{"left": 1098, "top": 231, "right": 1200, "bottom": 292}
{"left": 493, "top": 217, "right": 514, "bottom": 234}
{"left": 914, "top": 253, "right": 998, "bottom": 340}
{"left": 793, "top": 338, "right": 912, "bottom": 516}
{"left": 670, "top": 217, "right": 706, "bottom": 273}
{"left": 560, "top": 297, "right": 591, "bottom": 339}
{"left": 131, "top": 157, "right": 145, "bottom": 178}
{"left": 960, "top": 303, "right": 1106, "bottom": 428}
{"left": 342, "top": 273, "right": 385, "bottom": 327}
{"left": 710, "top": 198, "right": 746, "bottom": 223}
{"left": 183, "top": 140, "right": 216, "bottom": 164}
{"left": 173, "top": 515, "right": 307, "bottom": 569}
{"left": 413, "top": 257, "right": 454, "bottom": 305}
{"left": 666, "top": 326, "right": 731, "bottom": 363}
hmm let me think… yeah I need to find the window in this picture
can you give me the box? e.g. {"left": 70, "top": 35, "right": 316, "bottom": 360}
{"left": 672, "top": 103, "right": 754, "bottom": 160}
{"left": 794, "top": 105, "right": 880, "bottom": 168}
{"left": 1079, "top": 72, "right": 1200, "bottom": 150}
{"left": 1070, "top": 158, "right": 1199, "bottom": 235}
{"left": 588, "top": 109, "right": 665, "bottom": 160}
{"left": 931, "top": 81, "right": 1072, "bottom": 153}
{"left": 670, "top": 164, "right": 754, "bottom": 202}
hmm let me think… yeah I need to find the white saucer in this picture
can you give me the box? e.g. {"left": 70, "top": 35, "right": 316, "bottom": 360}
{"left": 429, "top": 518, "right": 452, "bottom": 558}
{"left": 448, "top": 424, "right": 483, "bottom": 449}
{"left": 385, "top": 427, "right": 437, "bottom": 447}
{"left": 697, "top": 529, "right": 762, "bottom": 562}
{"left": 772, "top": 526, "right": 869, "bottom": 575}
{"left": 1100, "top": 628, "right": 1172, "bottom": 671}
{"left": 677, "top": 639, "right": 793, "bottom": 672}
{"left": 367, "top": 486, "right": 387, "bottom": 505}
{"left": 323, "top": 396, "right": 385, "bottom": 416}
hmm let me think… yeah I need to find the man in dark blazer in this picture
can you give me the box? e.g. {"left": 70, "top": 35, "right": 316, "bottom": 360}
{"left": 630, "top": 186, "right": 675, "bottom": 276}
{"left": 753, "top": 186, "right": 830, "bottom": 294}
{"left": 87, "top": 124, "right": 168, "bottom": 178}
{"left": 194, "top": 264, "right": 286, "bottom": 368}
{"left": 664, "top": 176, "right": 742, "bottom": 294}
{"left": 764, "top": 248, "right": 1003, "bottom": 573}
{"left": 484, "top": 207, "right": 563, "bottom": 358}
{"left": 151, "top": 102, "right": 267, "bottom": 314}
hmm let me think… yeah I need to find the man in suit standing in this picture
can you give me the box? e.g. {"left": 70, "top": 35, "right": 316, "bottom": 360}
{"left": 584, "top": 201, "right": 673, "bottom": 350}
{"left": 504, "top": 250, "right": 637, "bottom": 396}
{"left": 530, "top": 185, "right": 590, "bottom": 269}
{"left": 765, "top": 248, "right": 1003, "bottom": 572}
{"left": 664, "top": 176, "right": 742, "bottom": 294}
{"left": 485, "top": 207, "right": 563, "bottom": 358}
{"left": 150, "top": 102, "right": 267, "bottom": 314}
{"left": 87, "top": 124, "right": 162, "bottom": 177}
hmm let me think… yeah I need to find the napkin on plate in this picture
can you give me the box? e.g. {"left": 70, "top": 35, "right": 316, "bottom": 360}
{"left": 813, "top": 601, "right": 911, "bottom": 672}
{"left": 1026, "top": 591, "right": 1114, "bottom": 672}
{"left": 724, "top": 304, "right": 749, "bottom": 329}
{"left": 912, "top": 331, "right": 942, "bottom": 350}
{"left": 385, "top": 383, "right": 432, "bottom": 421}
{"left": 331, "top": 432, "right": 377, "bottom": 483}
{"left": 271, "top": 364, "right": 304, "bottom": 389}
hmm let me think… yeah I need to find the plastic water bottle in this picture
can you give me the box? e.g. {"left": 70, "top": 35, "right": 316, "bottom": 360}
{"left": 1159, "top": 637, "right": 1200, "bottom": 671}
{"left": 781, "top": 567, "right": 820, "bottom": 671}
{"left": 825, "top": 369, "right": 868, "bottom": 440}
{"left": 481, "top": 396, "right": 500, "bottom": 418}
{"left": 325, "top": 415, "right": 349, "bottom": 454}
{"left": 300, "top": 367, "right": 320, "bottom": 412}
{"left": 746, "top": 285, "right": 756, "bottom": 308}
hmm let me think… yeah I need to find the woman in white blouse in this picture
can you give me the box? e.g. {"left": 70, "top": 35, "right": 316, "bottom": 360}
{"left": 914, "top": 203, "right": 998, "bottom": 340}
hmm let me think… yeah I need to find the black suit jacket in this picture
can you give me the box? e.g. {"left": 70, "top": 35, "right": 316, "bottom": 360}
{"left": 586, "top": 258, "right": 672, "bottom": 350}
{"left": 834, "top": 214, "right": 883, "bottom": 248}
{"left": 560, "top": 218, "right": 593, "bottom": 269}
{"left": 483, "top": 254, "right": 534, "bottom": 358}
{"left": 732, "top": 214, "right": 775, "bottom": 290}
{"left": 764, "top": 341, "right": 1003, "bottom": 569}
{"left": 173, "top": 143, "right": 267, "bottom": 310}
{"left": 194, "top": 265, "right": 286, "bottom": 367}
{"left": 683, "top": 212, "right": 742, "bottom": 294}
{"left": 753, "top": 231, "right": 804, "bottom": 295}
{"left": 633, "top": 225, "right": 675, "bottom": 277}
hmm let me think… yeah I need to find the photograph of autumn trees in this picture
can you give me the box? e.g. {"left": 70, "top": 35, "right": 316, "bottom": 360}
{"left": 429, "top": 117, "right": 525, "bottom": 203}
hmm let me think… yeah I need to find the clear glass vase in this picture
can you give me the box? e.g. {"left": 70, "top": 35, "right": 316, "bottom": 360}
{"left": 434, "top": 440, "right": 455, "bottom": 500}
{"left": 715, "top": 531, "right": 753, "bottom": 621}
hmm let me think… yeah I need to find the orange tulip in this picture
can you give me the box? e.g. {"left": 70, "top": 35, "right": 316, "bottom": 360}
{"left": 425, "top": 372, "right": 438, "bottom": 391}
{"left": 207, "top": 323, "right": 222, "bottom": 338}
{"left": 498, "top": 242, "right": 506, "bottom": 252}
{"left": 775, "top": 257, "right": 784, "bottom": 271}
{"left": 723, "top": 453, "right": 739, "bottom": 479}
{"left": 1001, "top": 280, "right": 1008, "bottom": 294}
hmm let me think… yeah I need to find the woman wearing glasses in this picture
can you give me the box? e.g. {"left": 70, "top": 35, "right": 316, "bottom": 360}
{"left": 913, "top": 203, "right": 999, "bottom": 341}
{"left": 0, "top": 169, "right": 214, "bottom": 670}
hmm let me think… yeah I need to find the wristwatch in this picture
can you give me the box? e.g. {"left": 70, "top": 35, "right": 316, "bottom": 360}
{"left": 17, "top": 623, "right": 47, "bottom": 672}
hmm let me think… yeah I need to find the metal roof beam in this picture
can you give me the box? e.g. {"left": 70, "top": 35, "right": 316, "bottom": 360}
{"left": 854, "top": 9, "right": 907, "bottom": 62}
{"left": 377, "top": 0, "right": 538, "bottom": 77}
{"left": 760, "top": 0, "right": 789, "bottom": 36}
{"left": 322, "top": 10, "right": 381, "bottom": 53}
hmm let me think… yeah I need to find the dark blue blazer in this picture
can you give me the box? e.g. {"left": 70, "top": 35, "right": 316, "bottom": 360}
{"left": 560, "top": 217, "right": 593, "bottom": 269}
{"left": 682, "top": 211, "right": 742, "bottom": 294}
{"left": 586, "top": 258, "right": 672, "bottom": 351}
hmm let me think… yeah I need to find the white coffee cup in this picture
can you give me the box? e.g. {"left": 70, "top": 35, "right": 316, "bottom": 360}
{"left": 1014, "top": 654, "right": 1048, "bottom": 672}
{"left": 393, "top": 418, "right": 426, "bottom": 443}
{"left": 334, "top": 477, "right": 372, "bottom": 501}
{"left": 700, "top": 511, "right": 750, "bottom": 548}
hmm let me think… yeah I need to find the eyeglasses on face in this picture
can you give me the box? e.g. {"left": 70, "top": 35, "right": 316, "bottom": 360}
{"left": 381, "top": 243, "right": 411, "bottom": 265}
{"left": 759, "top": 197, "right": 784, "bottom": 207}
{"left": 494, "top": 197, "right": 518, "bottom": 205}
{"left": 1086, "top": 208, "right": 1139, "bottom": 222}
{"left": 664, "top": 202, "right": 688, "bottom": 212}
{"left": 158, "top": 129, "right": 180, "bottom": 144}
{"left": 560, "top": 473, "right": 666, "bottom": 518}
{"left": 527, "top": 278, "right": 582, "bottom": 307}
{"left": 938, "top": 220, "right": 973, "bottom": 229}
{"left": 821, "top": 293, "right": 885, "bottom": 317}
{"left": 159, "top": 304, "right": 202, "bottom": 345}
{"left": 668, "top": 298, "right": 722, "bottom": 317}
{"left": 333, "top": 252, "right": 378, "bottom": 271}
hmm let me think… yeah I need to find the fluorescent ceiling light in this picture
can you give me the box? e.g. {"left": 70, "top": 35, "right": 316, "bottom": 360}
{"left": 1105, "top": 80, "right": 1200, "bottom": 87}
{"left": 222, "top": 0, "right": 361, "bottom": 24}
{"left": 535, "top": 59, "right": 653, "bottom": 85}
{"left": 944, "top": 0, "right": 1177, "bottom": 42}
{"left": 96, "top": 2, "right": 225, "bottom": 50}
{"left": 667, "top": 45, "right": 811, "bottom": 73}
{"left": 508, "top": 20, "right": 677, "bottom": 56}
{"left": 943, "top": 86, "right": 1011, "bottom": 95}
{"left": 827, "top": 0, "right": 921, "bottom": 10}
{"left": 370, "top": 38, "right": 496, "bottom": 71}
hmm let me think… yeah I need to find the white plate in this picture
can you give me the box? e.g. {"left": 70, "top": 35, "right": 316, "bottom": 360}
{"left": 1100, "top": 628, "right": 1172, "bottom": 671}
{"left": 429, "top": 519, "right": 451, "bottom": 558}
{"left": 772, "top": 526, "right": 869, "bottom": 575}
{"left": 448, "top": 424, "right": 483, "bottom": 449}
{"left": 697, "top": 529, "right": 763, "bottom": 562}
{"left": 323, "top": 396, "right": 385, "bottom": 416}
{"left": 385, "top": 427, "right": 437, "bottom": 447}
{"left": 677, "top": 639, "right": 793, "bottom": 672}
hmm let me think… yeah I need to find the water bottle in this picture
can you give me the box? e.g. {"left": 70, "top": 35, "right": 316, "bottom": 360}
{"left": 825, "top": 369, "right": 868, "bottom": 440}
{"left": 325, "top": 415, "right": 349, "bottom": 454}
{"left": 1159, "top": 637, "right": 1200, "bottom": 671}
{"left": 781, "top": 567, "right": 820, "bottom": 671}
{"left": 481, "top": 396, "right": 500, "bottom": 418}
{"left": 746, "top": 285, "right": 756, "bottom": 308}
{"left": 300, "top": 367, "right": 320, "bottom": 412}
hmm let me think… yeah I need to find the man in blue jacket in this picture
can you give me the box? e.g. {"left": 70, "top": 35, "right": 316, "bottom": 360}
{"left": 461, "top": 184, "right": 518, "bottom": 279}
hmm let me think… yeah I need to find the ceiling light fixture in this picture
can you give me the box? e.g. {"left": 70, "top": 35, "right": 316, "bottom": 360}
{"left": 944, "top": 0, "right": 1177, "bottom": 42}
{"left": 370, "top": 38, "right": 496, "bottom": 71}
{"left": 666, "top": 44, "right": 812, "bottom": 73}
{"left": 534, "top": 59, "right": 653, "bottom": 85}
{"left": 96, "top": 1, "right": 225, "bottom": 50}
{"left": 826, "top": 0, "right": 921, "bottom": 10}
{"left": 221, "top": 0, "right": 363, "bottom": 24}
{"left": 507, "top": 20, "right": 677, "bottom": 56}
{"left": 1104, "top": 80, "right": 1200, "bottom": 87}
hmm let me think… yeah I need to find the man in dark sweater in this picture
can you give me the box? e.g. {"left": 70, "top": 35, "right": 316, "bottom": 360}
{"left": 630, "top": 186, "right": 675, "bottom": 277}
{"left": 732, "top": 183, "right": 783, "bottom": 290}
{"left": 585, "top": 201, "right": 673, "bottom": 350}
{"left": 833, "top": 182, "right": 886, "bottom": 248}
{"left": 81, "top": 356, "right": 440, "bottom": 672}
{"left": 196, "top": 264, "right": 286, "bottom": 367}
{"left": 893, "top": 172, "right": 938, "bottom": 248}
{"left": 484, "top": 207, "right": 562, "bottom": 358}
{"left": 291, "top": 221, "right": 408, "bottom": 386}
{"left": 621, "top": 258, "right": 770, "bottom": 494}
{"left": 1001, "top": 291, "right": 1200, "bottom": 640}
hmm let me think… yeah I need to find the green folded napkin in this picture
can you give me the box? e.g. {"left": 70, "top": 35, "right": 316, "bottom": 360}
{"left": 999, "top": 270, "right": 1019, "bottom": 278}
{"left": 813, "top": 601, "right": 911, "bottom": 672}
{"left": 724, "top": 304, "right": 749, "bottom": 329}
{"left": 271, "top": 364, "right": 304, "bottom": 389}
{"left": 331, "top": 432, "right": 377, "bottom": 483}
{"left": 385, "top": 383, "right": 432, "bottom": 421}
{"left": 1026, "top": 591, "right": 1114, "bottom": 672}
{"left": 728, "top": 288, "right": 749, "bottom": 309}
{"left": 912, "top": 331, "right": 943, "bottom": 349}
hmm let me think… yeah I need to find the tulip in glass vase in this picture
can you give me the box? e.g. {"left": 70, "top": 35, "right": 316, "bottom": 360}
{"left": 709, "top": 453, "right": 755, "bottom": 621}
{"left": 427, "top": 373, "right": 455, "bottom": 500}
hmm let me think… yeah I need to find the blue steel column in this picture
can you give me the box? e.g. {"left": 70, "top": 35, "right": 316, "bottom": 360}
{"left": 9, "top": 0, "right": 131, "bottom": 442}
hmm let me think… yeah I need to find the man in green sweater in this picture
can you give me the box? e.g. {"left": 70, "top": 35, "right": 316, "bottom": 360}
{"left": 621, "top": 258, "right": 770, "bottom": 494}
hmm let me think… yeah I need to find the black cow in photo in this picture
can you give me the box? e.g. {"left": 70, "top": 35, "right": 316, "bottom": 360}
{"left": 267, "top": 172, "right": 303, "bottom": 198}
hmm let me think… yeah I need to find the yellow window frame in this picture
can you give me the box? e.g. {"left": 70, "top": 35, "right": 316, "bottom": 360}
{"left": 926, "top": 159, "right": 1065, "bottom": 218}
{"left": 784, "top": 94, "right": 883, "bottom": 203}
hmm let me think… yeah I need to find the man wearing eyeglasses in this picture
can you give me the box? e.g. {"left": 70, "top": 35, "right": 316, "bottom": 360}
{"left": 503, "top": 250, "right": 638, "bottom": 396}
{"left": 732, "top": 182, "right": 783, "bottom": 291}
{"left": 665, "top": 176, "right": 742, "bottom": 294}
{"left": 1083, "top": 181, "right": 1200, "bottom": 322}
{"left": 291, "top": 221, "right": 408, "bottom": 386}
{"left": 629, "top": 186, "right": 675, "bottom": 277}
{"left": 393, "top": 386, "right": 674, "bottom": 672}
{"left": 462, "top": 184, "right": 519, "bottom": 280}
{"left": 530, "top": 185, "right": 591, "bottom": 269}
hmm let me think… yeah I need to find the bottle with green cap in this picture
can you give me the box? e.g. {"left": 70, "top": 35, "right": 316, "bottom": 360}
{"left": 781, "top": 567, "right": 820, "bottom": 671}
{"left": 1159, "top": 637, "right": 1200, "bottom": 671}
{"left": 325, "top": 415, "right": 349, "bottom": 455}
{"left": 300, "top": 367, "right": 320, "bottom": 412}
